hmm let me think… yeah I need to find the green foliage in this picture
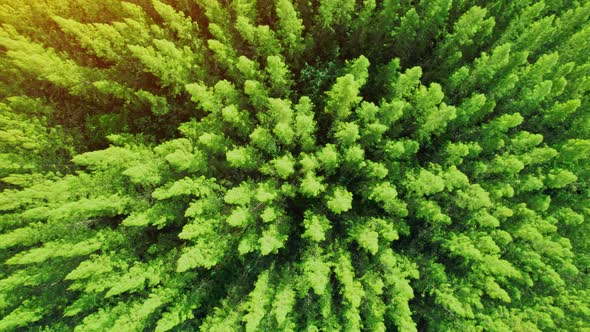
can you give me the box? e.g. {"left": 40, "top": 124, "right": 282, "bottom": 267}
{"left": 1, "top": 1, "right": 589, "bottom": 331}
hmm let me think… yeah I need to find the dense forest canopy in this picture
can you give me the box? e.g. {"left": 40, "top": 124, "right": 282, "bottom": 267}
{"left": 0, "top": 0, "right": 589, "bottom": 330}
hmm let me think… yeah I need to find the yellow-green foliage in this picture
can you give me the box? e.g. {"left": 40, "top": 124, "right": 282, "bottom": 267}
{"left": 0, "top": 0, "right": 589, "bottom": 331}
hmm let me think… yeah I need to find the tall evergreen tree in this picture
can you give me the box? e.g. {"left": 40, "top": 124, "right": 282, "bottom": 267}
{"left": 0, "top": 0, "right": 588, "bottom": 331}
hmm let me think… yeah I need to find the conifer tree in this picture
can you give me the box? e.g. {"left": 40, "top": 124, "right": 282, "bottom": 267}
{"left": 0, "top": 0, "right": 589, "bottom": 331}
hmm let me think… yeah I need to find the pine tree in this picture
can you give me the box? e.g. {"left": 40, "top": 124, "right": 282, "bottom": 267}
{"left": 1, "top": 0, "right": 589, "bottom": 331}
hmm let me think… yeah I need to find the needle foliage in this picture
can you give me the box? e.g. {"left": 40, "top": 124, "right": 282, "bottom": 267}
{"left": 0, "top": 0, "right": 589, "bottom": 331}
